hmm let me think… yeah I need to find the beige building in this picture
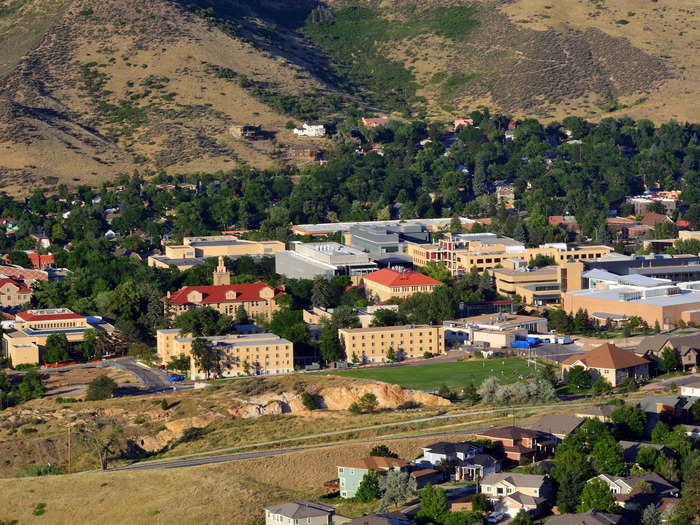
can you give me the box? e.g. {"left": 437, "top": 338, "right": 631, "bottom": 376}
{"left": 302, "top": 304, "right": 400, "bottom": 328}
{"left": 0, "top": 277, "right": 32, "bottom": 308}
{"left": 156, "top": 330, "right": 293, "bottom": 379}
{"left": 561, "top": 343, "right": 650, "bottom": 387}
{"left": 163, "top": 259, "right": 285, "bottom": 322}
{"left": 561, "top": 281, "right": 700, "bottom": 329}
{"left": 362, "top": 268, "right": 442, "bottom": 302}
{"left": 148, "top": 235, "right": 284, "bottom": 269}
{"left": 2, "top": 309, "right": 114, "bottom": 366}
{"left": 493, "top": 265, "right": 562, "bottom": 305}
{"left": 443, "top": 313, "right": 548, "bottom": 349}
{"left": 338, "top": 325, "right": 444, "bottom": 362}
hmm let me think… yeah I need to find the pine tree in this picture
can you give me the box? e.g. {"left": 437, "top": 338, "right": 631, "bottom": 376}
{"left": 416, "top": 483, "right": 449, "bottom": 524}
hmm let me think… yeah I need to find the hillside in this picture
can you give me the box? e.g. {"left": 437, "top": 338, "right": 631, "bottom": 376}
{"left": 0, "top": 0, "right": 698, "bottom": 190}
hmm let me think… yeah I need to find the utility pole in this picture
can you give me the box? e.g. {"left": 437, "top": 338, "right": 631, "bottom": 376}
{"left": 67, "top": 424, "right": 72, "bottom": 474}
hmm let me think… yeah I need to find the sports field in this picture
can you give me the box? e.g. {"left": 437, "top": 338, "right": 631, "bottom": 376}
{"left": 323, "top": 358, "right": 535, "bottom": 392}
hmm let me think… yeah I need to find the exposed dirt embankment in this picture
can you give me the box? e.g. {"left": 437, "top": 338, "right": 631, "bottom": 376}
{"left": 229, "top": 380, "right": 451, "bottom": 419}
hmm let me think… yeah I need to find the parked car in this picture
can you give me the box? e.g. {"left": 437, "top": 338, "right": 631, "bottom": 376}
{"left": 486, "top": 512, "right": 504, "bottom": 524}
{"left": 157, "top": 364, "right": 166, "bottom": 370}
{"left": 168, "top": 375, "right": 185, "bottom": 382}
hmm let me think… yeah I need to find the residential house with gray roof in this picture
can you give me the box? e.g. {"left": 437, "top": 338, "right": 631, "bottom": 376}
{"left": 264, "top": 501, "right": 336, "bottom": 525}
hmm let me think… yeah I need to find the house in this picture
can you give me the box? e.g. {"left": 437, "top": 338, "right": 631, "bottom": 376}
{"left": 637, "top": 332, "right": 700, "bottom": 372}
{"left": 574, "top": 405, "right": 616, "bottom": 422}
{"left": 636, "top": 395, "right": 696, "bottom": 428}
{"left": 684, "top": 424, "right": 700, "bottom": 439}
{"left": 549, "top": 215, "right": 580, "bottom": 233}
{"left": 288, "top": 145, "right": 319, "bottom": 161}
{"left": 0, "top": 265, "right": 48, "bottom": 285}
{"left": 30, "top": 234, "right": 51, "bottom": 250}
{"left": 617, "top": 441, "right": 672, "bottom": 464}
{"left": 478, "top": 472, "right": 552, "bottom": 517}
{"left": 680, "top": 379, "right": 700, "bottom": 397}
{"left": 229, "top": 124, "right": 261, "bottom": 139}
{"left": 455, "top": 454, "right": 501, "bottom": 481}
{"left": 361, "top": 117, "right": 389, "bottom": 128}
{"left": 545, "top": 510, "right": 633, "bottom": 525}
{"left": 2, "top": 252, "right": 55, "bottom": 270}
{"left": 0, "top": 277, "right": 32, "bottom": 308}
{"left": 410, "top": 468, "right": 443, "bottom": 489}
{"left": 594, "top": 472, "right": 679, "bottom": 510}
{"left": 453, "top": 119, "right": 474, "bottom": 131}
{"left": 418, "top": 441, "right": 483, "bottom": 466}
{"left": 163, "top": 260, "right": 284, "bottom": 321}
{"left": 264, "top": 501, "right": 336, "bottom": 525}
{"left": 561, "top": 343, "right": 650, "bottom": 387}
{"left": 338, "top": 457, "right": 409, "bottom": 498}
{"left": 474, "top": 426, "right": 553, "bottom": 462}
{"left": 640, "top": 212, "right": 672, "bottom": 228}
{"left": 293, "top": 123, "right": 325, "bottom": 137}
{"left": 361, "top": 268, "right": 442, "bottom": 302}
{"left": 524, "top": 414, "right": 584, "bottom": 441}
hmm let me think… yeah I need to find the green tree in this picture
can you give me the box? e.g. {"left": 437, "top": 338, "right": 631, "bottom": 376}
{"left": 610, "top": 404, "right": 647, "bottom": 440}
{"left": 636, "top": 447, "right": 659, "bottom": 470}
{"left": 443, "top": 511, "right": 485, "bottom": 525}
{"left": 592, "top": 434, "right": 625, "bottom": 475}
{"left": 79, "top": 417, "right": 122, "bottom": 470}
{"left": 462, "top": 383, "right": 480, "bottom": 405}
{"left": 651, "top": 421, "right": 670, "bottom": 444}
{"left": 44, "top": 333, "right": 69, "bottom": 363}
{"left": 420, "top": 261, "right": 451, "bottom": 282}
{"left": 510, "top": 509, "right": 534, "bottom": 525}
{"left": 234, "top": 304, "right": 249, "bottom": 324}
{"left": 538, "top": 364, "right": 558, "bottom": 387}
{"left": 659, "top": 347, "right": 679, "bottom": 373}
{"left": 470, "top": 492, "right": 490, "bottom": 513}
{"left": 552, "top": 434, "right": 594, "bottom": 513}
{"left": 370, "top": 445, "right": 398, "bottom": 458}
{"left": 385, "top": 346, "right": 397, "bottom": 362}
{"left": 566, "top": 365, "right": 591, "bottom": 391}
{"left": 416, "top": 483, "right": 449, "bottom": 525}
{"left": 378, "top": 470, "right": 416, "bottom": 512}
{"left": 641, "top": 504, "right": 661, "bottom": 525}
{"left": 311, "top": 277, "right": 331, "bottom": 308}
{"left": 354, "top": 469, "right": 380, "bottom": 502}
{"left": 17, "top": 370, "right": 45, "bottom": 402}
{"left": 592, "top": 376, "right": 613, "bottom": 395}
{"left": 86, "top": 374, "right": 118, "bottom": 401}
{"left": 577, "top": 478, "right": 616, "bottom": 513}
{"left": 301, "top": 391, "right": 317, "bottom": 411}
{"left": 128, "top": 343, "right": 156, "bottom": 364}
{"left": 190, "top": 337, "right": 218, "bottom": 379}
{"left": 166, "top": 353, "right": 191, "bottom": 375}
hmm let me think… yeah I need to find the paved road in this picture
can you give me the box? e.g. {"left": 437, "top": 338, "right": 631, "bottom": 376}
{"left": 644, "top": 373, "right": 699, "bottom": 391}
{"left": 109, "top": 401, "right": 593, "bottom": 472}
{"left": 112, "top": 358, "right": 172, "bottom": 391}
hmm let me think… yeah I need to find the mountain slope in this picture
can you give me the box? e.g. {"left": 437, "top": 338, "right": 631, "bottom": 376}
{"left": 0, "top": 0, "right": 697, "bottom": 192}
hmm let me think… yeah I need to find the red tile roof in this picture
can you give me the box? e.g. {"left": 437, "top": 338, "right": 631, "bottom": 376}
{"left": 640, "top": 212, "right": 671, "bottom": 227}
{"left": 562, "top": 343, "right": 649, "bottom": 369}
{"left": 16, "top": 310, "right": 85, "bottom": 322}
{"left": 0, "top": 278, "right": 31, "bottom": 293}
{"left": 363, "top": 268, "right": 442, "bottom": 288}
{"left": 164, "top": 282, "right": 284, "bottom": 305}
{"left": 0, "top": 265, "right": 48, "bottom": 282}
{"left": 27, "top": 252, "right": 54, "bottom": 269}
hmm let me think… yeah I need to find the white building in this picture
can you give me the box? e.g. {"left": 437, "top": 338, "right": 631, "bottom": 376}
{"left": 293, "top": 123, "right": 325, "bottom": 137}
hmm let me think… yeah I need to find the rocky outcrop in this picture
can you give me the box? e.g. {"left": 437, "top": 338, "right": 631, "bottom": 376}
{"left": 229, "top": 381, "right": 450, "bottom": 419}
{"left": 136, "top": 413, "right": 217, "bottom": 452}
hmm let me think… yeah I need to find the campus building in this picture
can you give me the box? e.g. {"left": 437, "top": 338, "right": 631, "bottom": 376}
{"left": 291, "top": 218, "right": 475, "bottom": 237}
{"left": 156, "top": 329, "right": 293, "bottom": 379}
{"left": 343, "top": 223, "right": 431, "bottom": 259}
{"left": 337, "top": 325, "right": 445, "bottom": 362}
{"left": 164, "top": 258, "right": 284, "bottom": 321}
{"left": 302, "top": 304, "right": 400, "bottom": 328}
{"left": 148, "top": 235, "right": 284, "bottom": 269}
{"left": 1, "top": 308, "right": 114, "bottom": 366}
{"left": 362, "top": 268, "right": 442, "bottom": 302}
{"left": 405, "top": 233, "right": 612, "bottom": 277}
{"left": 561, "top": 280, "right": 700, "bottom": 329}
{"left": 274, "top": 241, "right": 378, "bottom": 281}
{"left": 443, "top": 313, "right": 548, "bottom": 349}
{"left": 493, "top": 265, "right": 562, "bottom": 306}
{"left": 0, "top": 277, "right": 32, "bottom": 308}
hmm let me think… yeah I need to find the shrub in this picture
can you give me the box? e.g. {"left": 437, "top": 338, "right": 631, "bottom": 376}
{"left": 301, "top": 391, "right": 317, "bottom": 410}
{"left": 85, "top": 375, "right": 117, "bottom": 401}
{"left": 161, "top": 399, "right": 169, "bottom": 411}
{"left": 17, "top": 464, "right": 64, "bottom": 477}
{"left": 370, "top": 445, "right": 398, "bottom": 458}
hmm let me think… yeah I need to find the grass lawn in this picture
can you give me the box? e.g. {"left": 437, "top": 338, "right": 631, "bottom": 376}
{"left": 321, "top": 358, "right": 536, "bottom": 392}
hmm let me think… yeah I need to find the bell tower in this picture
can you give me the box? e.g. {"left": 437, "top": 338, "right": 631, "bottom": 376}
{"left": 213, "top": 256, "right": 231, "bottom": 285}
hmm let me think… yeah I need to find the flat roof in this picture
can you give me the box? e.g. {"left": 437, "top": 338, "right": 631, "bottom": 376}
{"left": 566, "top": 287, "right": 700, "bottom": 307}
{"left": 293, "top": 218, "right": 475, "bottom": 234}
{"left": 339, "top": 324, "right": 439, "bottom": 333}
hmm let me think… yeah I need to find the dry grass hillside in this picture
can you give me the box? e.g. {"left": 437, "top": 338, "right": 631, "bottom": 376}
{"left": 0, "top": 0, "right": 698, "bottom": 191}
{"left": 0, "top": 434, "right": 465, "bottom": 525}
{"left": 0, "top": 0, "right": 328, "bottom": 192}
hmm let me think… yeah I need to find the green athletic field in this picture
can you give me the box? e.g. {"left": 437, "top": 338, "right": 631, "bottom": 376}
{"left": 322, "top": 357, "right": 536, "bottom": 392}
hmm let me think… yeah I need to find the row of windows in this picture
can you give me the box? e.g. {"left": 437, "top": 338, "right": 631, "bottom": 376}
{"left": 350, "top": 332, "right": 434, "bottom": 340}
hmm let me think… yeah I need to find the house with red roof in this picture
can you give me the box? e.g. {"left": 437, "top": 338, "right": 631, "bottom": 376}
{"left": 362, "top": 268, "right": 442, "bottom": 302}
{"left": 640, "top": 212, "right": 672, "bottom": 228}
{"left": 2, "top": 252, "right": 55, "bottom": 270}
{"left": 361, "top": 116, "right": 389, "bottom": 128}
{"left": 562, "top": 343, "right": 650, "bottom": 387}
{"left": 164, "top": 258, "right": 284, "bottom": 321}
